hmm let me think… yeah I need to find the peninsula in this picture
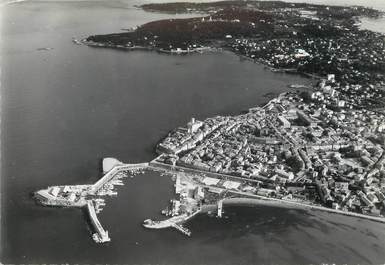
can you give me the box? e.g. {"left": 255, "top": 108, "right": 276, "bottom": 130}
{"left": 84, "top": 0, "right": 385, "bottom": 92}
{"left": 35, "top": 1, "right": 385, "bottom": 243}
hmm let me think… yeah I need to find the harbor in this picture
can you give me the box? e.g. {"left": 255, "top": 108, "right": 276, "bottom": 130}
{"left": 35, "top": 146, "right": 385, "bottom": 244}
{"left": 141, "top": 166, "right": 224, "bottom": 237}
{"left": 34, "top": 158, "right": 148, "bottom": 243}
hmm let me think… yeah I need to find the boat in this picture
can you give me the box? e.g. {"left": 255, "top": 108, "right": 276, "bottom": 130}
{"left": 143, "top": 219, "right": 160, "bottom": 228}
{"left": 288, "top": 84, "right": 309, "bottom": 89}
{"left": 72, "top": 38, "right": 82, "bottom": 45}
{"left": 37, "top": 47, "right": 53, "bottom": 51}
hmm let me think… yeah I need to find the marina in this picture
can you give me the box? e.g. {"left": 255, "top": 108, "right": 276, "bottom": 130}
{"left": 34, "top": 158, "right": 148, "bottom": 243}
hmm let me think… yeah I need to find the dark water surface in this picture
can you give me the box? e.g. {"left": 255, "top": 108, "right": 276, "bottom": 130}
{"left": 1, "top": 1, "right": 385, "bottom": 264}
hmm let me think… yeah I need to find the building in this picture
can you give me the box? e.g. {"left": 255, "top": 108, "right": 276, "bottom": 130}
{"left": 278, "top": 115, "right": 291, "bottom": 128}
{"left": 187, "top": 117, "right": 203, "bottom": 134}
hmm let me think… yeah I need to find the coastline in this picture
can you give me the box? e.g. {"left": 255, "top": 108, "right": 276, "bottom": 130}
{"left": 81, "top": 39, "right": 222, "bottom": 55}
{"left": 34, "top": 86, "right": 385, "bottom": 243}
{"left": 197, "top": 197, "right": 385, "bottom": 224}
{"left": 149, "top": 159, "right": 385, "bottom": 225}
{"left": 4, "top": 1, "right": 385, "bottom": 263}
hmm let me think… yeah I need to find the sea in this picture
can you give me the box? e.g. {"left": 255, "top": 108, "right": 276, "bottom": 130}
{"left": 1, "top": 0, "right": 385, "bottom": 264}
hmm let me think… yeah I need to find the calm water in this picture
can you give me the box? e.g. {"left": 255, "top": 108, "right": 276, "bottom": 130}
{"left": 1, "top": 1, "right": 385, "bottom": 264}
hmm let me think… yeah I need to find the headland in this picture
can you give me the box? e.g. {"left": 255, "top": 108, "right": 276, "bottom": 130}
{"left": 83, "top": 0, "right": 385, "bottom": 95}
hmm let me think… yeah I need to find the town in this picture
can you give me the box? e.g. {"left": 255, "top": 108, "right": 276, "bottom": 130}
{"left": 155, "top": 74, "right": 385, "bottom": 218}
{"left": 34, "top": 0, "right": 385, "bottom": 242}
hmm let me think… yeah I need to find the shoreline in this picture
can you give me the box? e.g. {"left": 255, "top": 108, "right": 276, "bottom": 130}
{"left": 39, "top": 5, "right": 385, "bottom": 241}
{"left": 221, "top": 197, "right": 385, "bottom": 223}
{"left": 196, "top": 197, "right": 385, "bottom": 224}
{"left": 149, "top": 161, "right": 385, "bottom": 224}
{"left": 80, "top": 38, "right": 326, "bottom": 83}
{"left": 80, "top": 39, "right": 222, "bottom": 55}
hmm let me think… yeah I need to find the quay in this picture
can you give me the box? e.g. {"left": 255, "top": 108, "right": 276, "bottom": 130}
{"left": 90, "top": 161, "right": 148, "bottom": 194}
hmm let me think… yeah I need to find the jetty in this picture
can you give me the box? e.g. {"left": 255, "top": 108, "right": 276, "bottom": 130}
{"left": 171, "top": 223, "right": 191, "bottom": 236}
{"left": 143, "top": 209, "right": 200, "bottom": 236}
{"left": 87, "top": 201, "right": 110, "bottom": 243}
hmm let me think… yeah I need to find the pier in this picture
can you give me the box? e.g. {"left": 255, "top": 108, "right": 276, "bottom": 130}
{"left": 217, "top": 199, "right": 223, "bottom": 218}
{"left": 143, "top": 210, "right": 200, "bottom": 236}
{"left": 171, "top": 223, "right": 191, "bottom": 236}
{"left": 87, "top": 200, "right": 110, "bottom": 243}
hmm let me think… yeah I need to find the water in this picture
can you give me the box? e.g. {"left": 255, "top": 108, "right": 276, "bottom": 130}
{"left": 1, "top": 1, "right": 385, "bottom": 264}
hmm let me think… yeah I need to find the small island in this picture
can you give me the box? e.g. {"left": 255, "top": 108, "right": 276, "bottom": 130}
{"left": 36, "top": 0, "right": 385, "bottom": 243}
